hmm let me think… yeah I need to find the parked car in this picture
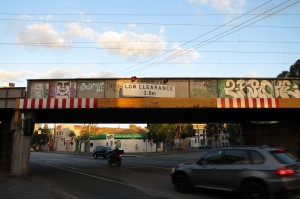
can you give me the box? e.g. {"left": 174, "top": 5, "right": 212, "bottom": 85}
{"left": 92, "top": 146, "right": 114, "bottom": 159}
{"left": 198, "top": 144, "right": 213, "bottom": 150}
{"left": 171, "top": 146, "right": 300, "bottom": 199}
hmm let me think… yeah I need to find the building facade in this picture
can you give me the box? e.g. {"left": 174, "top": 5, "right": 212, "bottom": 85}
{"left": 50, "top": 124, "right": 163, "bottom": 153}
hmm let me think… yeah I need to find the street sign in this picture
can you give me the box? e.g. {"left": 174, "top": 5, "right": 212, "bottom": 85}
{"left": 122, "top": 83, "right": 175, "bottom": 98}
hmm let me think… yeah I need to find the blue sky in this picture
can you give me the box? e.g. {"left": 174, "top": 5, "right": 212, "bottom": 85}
{"left": 0, "top": 0, "right": 299, "bottom": 88}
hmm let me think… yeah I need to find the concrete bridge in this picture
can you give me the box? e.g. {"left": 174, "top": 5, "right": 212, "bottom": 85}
{"left": 1, "top": 77, "right": 300, "bottom": 176}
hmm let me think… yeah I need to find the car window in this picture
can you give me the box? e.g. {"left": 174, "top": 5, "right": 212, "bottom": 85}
{"left": 270, "top": 150, "right": 298, "bottom": 164}
{"left": 224, "top": 149, "right": 250, "bottom": 164}
{"left": 201, "top": 149, "right": 225, "bottom": 165}
{"left": 106, "top": 146, "right": 113, "bottom": 150}
{"left": 249, "top": 150, "right": 264, "bottom": 164}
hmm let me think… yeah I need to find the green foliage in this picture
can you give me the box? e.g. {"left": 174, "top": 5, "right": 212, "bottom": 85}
{"left": 31, "top": 127, "right": 52, "bottom": 146}
{"left": 75, "top": 123, "right": 97, "bottom": 143}
{"left": 205, "top": 123, "right": 226, "bottom": 138}
{"left": 226, "top": 123, "right": 241, "bottom": 145}
{"left": 74, "top": 134, "right": 90, "bottom": 143}
{"left": 146, "top": 124, "right": 169, "bottom": 143}
{"left": 69, "top": 130, "right": 76, "bottom": 138}
{"left": 146, "top": 123, "right": 196, "bottom": 143}
{"left": 277, "top": 59, "right": 300, "bottom": 77}
{"left": 204, "top": 123, "right": 241, "bottom": 145}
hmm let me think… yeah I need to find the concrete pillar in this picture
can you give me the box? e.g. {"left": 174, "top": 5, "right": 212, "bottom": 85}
{"left": 10, "top": 111, "right": 34, "bottom": 176}
{"left": 0, "top": 112, "right": 14, "bottom": 173}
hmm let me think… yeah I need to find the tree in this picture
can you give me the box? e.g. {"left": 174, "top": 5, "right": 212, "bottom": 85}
{"left": 31, "top": 125, "right": 52, "bottom": 151}
{"left": 146, "top": 124, "right": 169, "bottom": 152}
{"left": 75, "top": 124, "right": 97, "bottom": 153}
{"left": 204, "top": 123, "right": 228, "bottom": 146}
{"left": 68, "top": 130, "right": 76, "bottom": 151}
{"left": 146, "top": 123, "right": 195, "bottom": 151}
{"left": 226, "top": 123, "right": 241, "bottom": 145}
{"left": 277, "top": 59, "right": 300, "bottom": 77}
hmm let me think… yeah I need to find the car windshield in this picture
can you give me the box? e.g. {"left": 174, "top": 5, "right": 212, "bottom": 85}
{"left": 270, "top": 149, "right": 298, "bottom": 164}
{"left": 106, "top": 146, "right": 114, "bottom": 150}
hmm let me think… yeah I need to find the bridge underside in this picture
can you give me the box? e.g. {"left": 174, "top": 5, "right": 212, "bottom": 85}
{"left": 29, "top": 108, "right": 298, "bottom": 124}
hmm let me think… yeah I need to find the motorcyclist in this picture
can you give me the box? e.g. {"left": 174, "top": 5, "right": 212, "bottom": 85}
{"left": 108, "top": 146, "right": 123, "bottom": 167}
{"left": 111, "top": 146, "right": 120, "bottom": 159}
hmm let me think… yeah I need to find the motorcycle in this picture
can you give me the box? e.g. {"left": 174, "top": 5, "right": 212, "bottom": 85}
{"left": 107, "top": 150, "right": 124, "bottom": 167}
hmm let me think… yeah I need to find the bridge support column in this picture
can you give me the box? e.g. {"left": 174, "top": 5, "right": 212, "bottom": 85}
{"left": 10, "top": 111, "right": 34, "bottom": 176}
{"left": 0, "top": 112, "right": 14, "bottom": 173}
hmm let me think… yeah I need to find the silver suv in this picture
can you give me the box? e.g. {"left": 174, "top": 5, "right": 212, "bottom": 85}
{"left": 171, "top": 146, "right": 300, "bottom": 199}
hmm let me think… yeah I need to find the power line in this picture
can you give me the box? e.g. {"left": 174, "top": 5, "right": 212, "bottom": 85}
{"left": 1, "top": 12, "right": 299, "bottom": 16}
{"left": 110, "top": 0, "right": 274, "bottom": 77}
{"left": 2, "top": 42, "right": 299, "bottom": 54}
{"left": 117, "top": 0, "right": 299, "bottom": 77}
{"left": 2, "top": 40, "right": 300, "bottom": 45}
{"left": 1, "top": 18, "right": 300, "bottom": 29}
{"left": 0, "top": 62, "right": 294, "bottom": 65}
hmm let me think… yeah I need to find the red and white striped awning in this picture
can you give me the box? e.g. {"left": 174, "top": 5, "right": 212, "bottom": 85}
{"left": 217, "top": 98, "right": 279, "bottom": 108}
{"left": 18, "top": 98, "right": 97, "bottom": 109}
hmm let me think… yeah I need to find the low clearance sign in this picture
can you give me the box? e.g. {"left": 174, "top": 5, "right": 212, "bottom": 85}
{"left": 122, "top": 83, "right": 175, "bottom": 98}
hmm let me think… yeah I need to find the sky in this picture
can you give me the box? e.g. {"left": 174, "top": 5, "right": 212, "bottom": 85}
{"left": 1, "top": 0, "right": 300, "bottom": 128}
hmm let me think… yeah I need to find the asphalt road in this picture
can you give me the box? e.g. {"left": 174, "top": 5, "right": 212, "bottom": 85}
{"left": 1, "top": 151, "right": 234, "bottom": 199}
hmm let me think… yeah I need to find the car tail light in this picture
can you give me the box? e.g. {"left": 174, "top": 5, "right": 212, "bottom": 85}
{"left": 276, "top": 148, "right": 286, "bottom": 153}
{"left": 276, "top": 166, "right": 294, "bottom": 176}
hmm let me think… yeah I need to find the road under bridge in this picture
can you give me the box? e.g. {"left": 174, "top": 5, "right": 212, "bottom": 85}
{"left": 1, "top": 77, "right": 300, "bottom": 176}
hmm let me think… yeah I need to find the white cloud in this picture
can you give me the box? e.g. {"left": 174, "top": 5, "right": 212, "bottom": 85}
{"left": 16, "top": 23, "right": 68, "bottom": 48}
{"left": 0, "top": 70, "right": 28, "bottom": 86}
{"left": 40, "top": 67, "right": 115, "bottom": 79}
{"left": 79, "top": 11, "right": 92, "bottom": 23}
{"left": 159, "top": 26, "right": 165, "bottom": 34}
{"left": 91, "top": 70, "right": 117, "bottom": 78}
{"left": 128, "top": 23, "right": 138, "bottom": 29}
{"left": 188, "top": 0, "right": 247, "bottom": 14}
{"left": 189, "top": 0, "right": 208, "bottom": 3}
{"left": 170, "top": 44, "right": 201, "bottom": 64}
{"left": 63, "top": 23, "right": 95, "bottom": 39}
{"left": 97, "top": 31, "right": 166, "bottom": 59}
{"left": 242, "top": 72, "right": 261, "bottom": 78}
{"left": 0, "top": 67, "right": 117, "bottom": 86}
{"left": 38, "top": 68, "right": 82, "bottom": 79}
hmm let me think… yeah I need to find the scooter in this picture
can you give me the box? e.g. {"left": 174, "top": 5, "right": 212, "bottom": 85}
{"left": 107, "top": 150, "right": 124, "bottom": 167}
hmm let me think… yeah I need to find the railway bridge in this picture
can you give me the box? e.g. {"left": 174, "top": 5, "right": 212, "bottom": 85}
{"left": 1, "top": 77, "right": 300, "bottom": 175}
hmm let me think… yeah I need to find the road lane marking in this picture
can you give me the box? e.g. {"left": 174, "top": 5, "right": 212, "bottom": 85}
{"left": 34, "top": 161, "right": 178, "bottom": 198}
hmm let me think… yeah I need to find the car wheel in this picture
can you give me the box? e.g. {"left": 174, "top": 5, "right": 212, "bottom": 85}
{"left": 93, "top": 154, "right": 98, "bottom": 159}
{"left": 242, "top": 181, "right": 268, "bottom": 199}
{"left": 172, "top": 173, "right": 191, "bottom": 193}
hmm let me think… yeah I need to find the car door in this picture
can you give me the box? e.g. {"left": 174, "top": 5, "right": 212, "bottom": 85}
{"left": 192, "top": 149, "right": 250, "bottom": 191}
{"left": 192, "top": 149, "right": 228, "bottom": 189}
{"left": 215, "top": 149, "right": 251, "bottom": 190}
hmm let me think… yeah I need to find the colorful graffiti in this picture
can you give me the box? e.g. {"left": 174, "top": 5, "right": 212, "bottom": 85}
{"left": 78, "top": 82, "right": 104, "bottom": 93}
{"left": 220, "top": 79, "right": 300, "bottom": 98}
{"left": 28, "top": 78, "right": 300, "bottom": 99}
{"left": 191, "top": 80, "right": 218, "bottom": 98}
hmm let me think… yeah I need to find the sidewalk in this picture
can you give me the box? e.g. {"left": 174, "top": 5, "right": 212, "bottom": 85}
{"left": 0, "top": 170, "right": 77, "bottom": 199}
